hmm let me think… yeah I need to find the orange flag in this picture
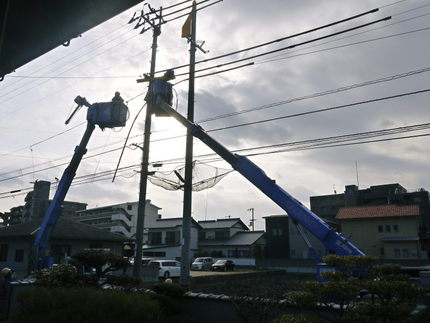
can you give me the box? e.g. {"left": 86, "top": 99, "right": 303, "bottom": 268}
{"left": 181, "top": 12, "right": 192, "bottom": 38}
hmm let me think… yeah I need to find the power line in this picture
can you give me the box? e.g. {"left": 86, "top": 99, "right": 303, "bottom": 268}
{"left": 2, "top": 125, "right": 429, "bottom": 200}
{"left": 173, "top": 62, "right": 255, "bottom": 85}
{"left": 0, "top": 0, "right": 193, "bottom": 90}
{"left": 380, "top": 0, "right": 408, "bottom": 9}
{"left": 0, "top": 122, "right": 86, "bottom": 159}
{"left": 198, "top": 66, "right": 430, "bottom": 122}
{"left": 8, "top": 10, "right": 430, "bottom": 82}
{"left": 257, "top": 25, "right": 430, "bottom": 66}
{"left": 0, "top": 23, "right": 134, "bottom": 92}
{"left": 206, "top": 88, "right": 430, "bottom": 133}
{"left": 162, "top": 0, "right": 222, "bottom": 24}
{"left": 1, "top": 70, "right": 429, "bottom": 179}
{"left": 156, "top": 13, "right": 390, "bottom": 74}
{"left": 1, "top": 92, "right": 429, "bottom": 183}
{"left": 255, "top": 9, "right": 430, "bottom": 64}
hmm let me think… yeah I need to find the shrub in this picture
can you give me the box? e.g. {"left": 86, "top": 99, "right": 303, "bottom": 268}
{"left": 73, "top": 250, "right": 128, "bottom": 278}
{"left": 32, "top": 264, "right": 99, "bottom": 287}
{"left": 272, "top": 313, "right": 322, "bottom": 323}
{"left": 14, "top": 287, "right": 161, "bottom": 323}
{"left": 105, "top": 275, "right": 142, "bottom": 291}
{"left": 32, "top": 264, "right": 79, "bottom": 287}
{"left": 283, "top": 256, "right": 425, "bottom": 322}
{"left": 152, "top": 282, "right": 186, "bottom": 298}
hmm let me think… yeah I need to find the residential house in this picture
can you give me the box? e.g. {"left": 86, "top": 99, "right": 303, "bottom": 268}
{"left": 73, "top": 200, "right": 161, "bottom": 238}
{"left": 198, "top": 218, "right": 249, "bottom": 242}
{"left": 142, "top": 217, "right": 201, "bottom": 260}
{"left": 336, "top": 204, "right": 426, "bottom": 259}
{"left": 0, "top": 217, "right": 130, "bottom": 273}
{"left": 197, "top": 218, "right": 264, "bottom": 265}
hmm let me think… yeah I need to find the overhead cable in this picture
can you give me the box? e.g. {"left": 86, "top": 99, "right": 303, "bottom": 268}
{"left": 156, "top": 12, "right": 389, "bottom": 74}
{"left": 207, "top": 88, "right": 430, "bottom": 132}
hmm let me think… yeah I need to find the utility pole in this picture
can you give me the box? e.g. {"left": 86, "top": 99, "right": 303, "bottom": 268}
{"left": 133, "top": 7, "right": 162, "bottom": 279}
{"left": 180, "top": 1, "right": 197, "bottom": 288}
{"left": 248, "top": 207, "right": 255, "bottom": 231}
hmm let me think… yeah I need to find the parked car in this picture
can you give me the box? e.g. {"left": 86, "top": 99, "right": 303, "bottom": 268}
{"left": 191, "top": 257, "right": 214, "bottom": 270}
{"left": 211, "top": 259, "right": 235, "bottom": 271}
{"left": 148, "top": 260, "right": 181, "bottom": 279}
{"left": 142, "top": 258, "right": 153, "bottom": 265}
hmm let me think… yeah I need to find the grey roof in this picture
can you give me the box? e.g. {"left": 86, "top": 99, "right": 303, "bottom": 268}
{"left": 151, "top": 217, "right": 202, "bottom": 229}
{"left": 382, "top": 236, "right": 420, "bottom": 242}
{"left": 262, "top": 214, "right": 289, "bottom": 218}
{"left": 0, "top": 217, "right": 130, "bottom": 242}
{"left": 200, "top": 231, "right": 265, "bottom": 247}
{"left": 198, "top": 218, "right": 249, "bottom": 230}
{"left": 76, "top": 199, "right": 160, "bottom": 214}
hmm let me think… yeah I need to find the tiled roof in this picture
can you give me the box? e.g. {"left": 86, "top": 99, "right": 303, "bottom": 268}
{"left": 198, "top": 218, "right": 248, "bottom": 230}
{"left": 336, "top": 204, "right": 420, "bottom": 220}
{"left": 0, "top": 217, "right": 130, "bottom": 242}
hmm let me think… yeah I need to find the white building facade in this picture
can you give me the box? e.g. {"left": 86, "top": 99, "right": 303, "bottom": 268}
{"left": 74, "top": 200, "right": 161, "bottom": 238}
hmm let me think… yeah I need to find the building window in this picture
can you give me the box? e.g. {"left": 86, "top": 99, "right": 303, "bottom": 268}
{"left": 385, "top": 225, "right": 391, "bottom": 233}
{"left": 0, "top": 244, "right": 8, "bottom": 262}
{"left": 198, "top": 231, "right": 206, "bottom": 241}
{"left": 215, "top": 230, "right": 229, "bottom": 240}
{"left": 127, "top": 205, "right": 132, "bottom": 211}
{"left": 272, "top": 228, "right": 283, "bottom": 236}
{"left": 165, "top": 231, "right": 180, "bottom": 244}
{"left": 148, "top": 232, "right": 162, "bottom": 245}
{"left": 380, "top": 247, "right": 384, "bottom": 256}
{"left": 89, "top": 243, "right": 103, "bottom": 249}
{"left": 402, "top": 249, "right": 409, "bottom": 258}
{"left": 378, "top": 225, "right": 383, "bottom": 233}
{"left": 393, "top": 225, "right": 399, "bottom": 233}
{"left": 394, "top": 249, "right": 400, "bottom": 257}
{"left": 15, "top": 249, "right": 24, "bottom": 262}
{"left": 143, "top": 251, "right": 166, "bottom": 257}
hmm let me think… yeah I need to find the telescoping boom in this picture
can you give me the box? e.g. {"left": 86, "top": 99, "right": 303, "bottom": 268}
{"left": 146, "top": 79, "right": 364, "bottom": 263}
{"left": 31, "top": 93, "right": 128, "bottom": 270}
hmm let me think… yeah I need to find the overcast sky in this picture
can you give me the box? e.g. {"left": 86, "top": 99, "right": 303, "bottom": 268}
{"left": 1, "top": 0, "right": 429, "bottom": 230}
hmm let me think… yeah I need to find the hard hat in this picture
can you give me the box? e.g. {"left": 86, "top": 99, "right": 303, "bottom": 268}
{"left": 163, "top": 69, "right": 175, "bottom": 80}
{"left": 1, "top": 268, "right": 11, "bottom": 276}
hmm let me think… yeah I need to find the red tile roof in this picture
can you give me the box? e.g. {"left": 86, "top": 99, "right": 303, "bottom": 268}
{"left": 336, "top": 204, "right": 420, "bottom": 220}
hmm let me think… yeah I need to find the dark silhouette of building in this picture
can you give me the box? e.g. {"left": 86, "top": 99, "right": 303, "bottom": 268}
{"left": 264, "top": 215, "right": 291, "bottom": 258}
{"left": 2, "top": 181, "right": 86, "bottom": 226}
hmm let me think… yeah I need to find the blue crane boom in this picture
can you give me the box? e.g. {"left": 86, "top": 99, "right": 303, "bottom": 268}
{"left": 147, "top": 80, "right": 364, "bottom": 263}
{"left": 31, "top": 93, "right": 128, "bottom": 270}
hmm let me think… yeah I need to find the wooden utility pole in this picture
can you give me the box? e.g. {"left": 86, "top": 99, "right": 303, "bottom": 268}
{"left": 180, "top": 1, "right": 197, "bottom": 288}
{"left": 133, "top": 8, "right": 162, "bottom": 279}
